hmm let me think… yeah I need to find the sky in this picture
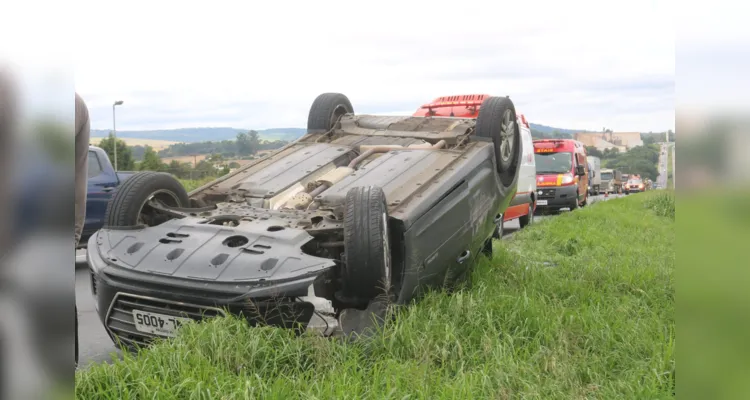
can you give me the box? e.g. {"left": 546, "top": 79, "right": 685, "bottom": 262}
{"left": 9, "top": 0, "right": 682, "bottom": 133}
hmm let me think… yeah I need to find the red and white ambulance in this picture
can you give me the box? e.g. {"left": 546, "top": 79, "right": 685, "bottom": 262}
{"left": 533, "top": 139, "right": 589, "bottom": 212}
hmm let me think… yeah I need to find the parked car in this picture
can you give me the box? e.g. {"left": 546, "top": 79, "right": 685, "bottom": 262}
{"left": 78, "top": 146, "right": 135, "bottom": 249}
{"left": 412, "top": 94, "right": 537, "bottom": 229}
{"left": 86, "top": 92, "right": 524, "bottom": 346}
{"left": 533, "top": 139, "right": 589, "bottom": 213}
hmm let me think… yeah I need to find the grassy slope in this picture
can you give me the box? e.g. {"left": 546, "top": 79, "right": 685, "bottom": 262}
{"left": 75, "top": 192, "right": 675, "bottom": 399}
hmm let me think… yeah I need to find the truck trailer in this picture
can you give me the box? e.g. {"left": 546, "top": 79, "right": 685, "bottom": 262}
{"left": 587, "top": 156, "right": 601, "bottom": 196}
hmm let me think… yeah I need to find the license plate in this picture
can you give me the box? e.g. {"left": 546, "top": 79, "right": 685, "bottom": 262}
{"left": 132, "top": 309, "right": 192, "bottom": 337}
{"left": 537, "top": 200, "right": 548, "bottom": 206}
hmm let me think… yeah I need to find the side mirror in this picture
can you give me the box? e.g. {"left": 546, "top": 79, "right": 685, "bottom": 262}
{"left": 576, "top": 165, "right": 585, "bottom": 176}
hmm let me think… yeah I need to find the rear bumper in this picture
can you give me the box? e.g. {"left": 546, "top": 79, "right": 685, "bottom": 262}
{"left": 535, "top": 185, "right": 579, "bottom": 209}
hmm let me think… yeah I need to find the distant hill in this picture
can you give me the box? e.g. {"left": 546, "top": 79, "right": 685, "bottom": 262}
{"left": 91, "top": 123, "right": 590, "bottom": 144}
{"left": 90, "top": 127, "right": 307, "bottom": 143}
{"left": 529, "top": 123, "right": 590, "bottom": 135}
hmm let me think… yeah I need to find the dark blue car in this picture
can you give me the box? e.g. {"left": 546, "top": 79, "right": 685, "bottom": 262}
{"left": 78, "top": 146, "right": 135, "bottom": 249}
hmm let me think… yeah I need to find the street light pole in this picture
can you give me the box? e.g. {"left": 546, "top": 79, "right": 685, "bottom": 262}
{"left": 112, "top": 100, "right": 124, "bottom": 171}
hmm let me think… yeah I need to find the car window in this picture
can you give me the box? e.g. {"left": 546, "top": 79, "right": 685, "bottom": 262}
{"left": 88, "top": 150, "right": 103, "bottom": 178}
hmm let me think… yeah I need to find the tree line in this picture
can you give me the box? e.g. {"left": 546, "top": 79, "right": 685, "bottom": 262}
{"left": 93, "top": 128, "right": 670, "bottom": 183}
{"left": 157, "top": 131, "right": 288, "bottom": 158}
{"left": 93, "top": 131, "right": 289, "bottom": 181}
{"left": 583, "top": 130, "right": 673, "bottom": 181}
{"left": 530, "top": 129, "right": 573, "bottom": 140}
{"left": 530, "top": 127, "right": 673, "bottom": 181}
{"left": 586, "top": 144, "right": 662, "bottom": 181}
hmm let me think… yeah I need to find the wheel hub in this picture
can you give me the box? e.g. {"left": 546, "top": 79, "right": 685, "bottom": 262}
{"left": 137, "top": 190, "right": 181, "bottom": 226}
{"left": 499, "top": 110, "right": 516, "bottom": 164}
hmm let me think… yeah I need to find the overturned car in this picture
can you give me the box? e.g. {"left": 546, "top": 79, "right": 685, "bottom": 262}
{"left": 86, "top": 93, "right": 522, "bottom": 347}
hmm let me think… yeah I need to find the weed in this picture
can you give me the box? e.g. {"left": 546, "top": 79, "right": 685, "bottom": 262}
{"left": 76, "top": 194, "right": 675, "bottom": 399}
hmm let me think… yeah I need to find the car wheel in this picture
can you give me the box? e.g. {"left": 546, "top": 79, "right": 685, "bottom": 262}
{"left": 341, "top": 186, "right": 394, "bottom": 308}
{"left": 571, "top": 198, "right": 580, "bottom": 210}
{"left": 481, "top": 237, "right": 493, "bottom": 258}
{"left": 519, "top": 202, "right": 534, "bottom": 228}
{"left": 474, "top": 96, "right": 521, "bottom": 189}
{"left": 307, "top": 93, "right": 354, "bottom": 134}
{"left": 104, "top": 171, "right": 189, "bottom": 228}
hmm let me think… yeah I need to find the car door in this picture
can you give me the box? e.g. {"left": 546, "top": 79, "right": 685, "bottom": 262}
{"left": 84, "top": 150, "right": 118, "bottom": 236}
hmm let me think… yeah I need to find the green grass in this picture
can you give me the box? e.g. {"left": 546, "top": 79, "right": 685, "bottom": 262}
{"left": 178, "top": 177, "right": 216, "bottom": 192}
{"left": 76, "top": 193, "right": 675, "bottom": 399}
{"left": 644, "top": 190, "right": 675, "bottom": 220}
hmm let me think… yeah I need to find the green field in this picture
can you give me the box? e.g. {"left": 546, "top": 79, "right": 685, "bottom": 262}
{"left": 76, "top": 192, "right": 675, "bottom": 399}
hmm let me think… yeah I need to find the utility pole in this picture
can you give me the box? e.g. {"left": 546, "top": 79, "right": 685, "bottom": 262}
{"left": 112, "top": 100, "right": 124, "bottom": 171}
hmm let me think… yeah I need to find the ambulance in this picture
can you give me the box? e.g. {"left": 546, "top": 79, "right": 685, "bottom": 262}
{"left": 533, "top": 139, "right": 589, "bottom": 212}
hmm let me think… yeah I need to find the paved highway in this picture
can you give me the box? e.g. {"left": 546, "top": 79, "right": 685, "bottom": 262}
{"left": 75, "top": 194, "right": 619, "bottom": 368}
{"left": 656, "top": 142, "right": 673, "bottom": 189}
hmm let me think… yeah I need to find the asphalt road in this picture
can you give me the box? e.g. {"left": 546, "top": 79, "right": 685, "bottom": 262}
{"left": 655, "top": 142, "right": 673, "bottom": 189}
{"left": 75, "top": 194, "right": 618, "bottom": 368}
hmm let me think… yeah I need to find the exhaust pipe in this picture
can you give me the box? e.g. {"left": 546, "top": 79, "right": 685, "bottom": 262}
{"left": 348, "top": 140, "right": 446, "bottom": 169}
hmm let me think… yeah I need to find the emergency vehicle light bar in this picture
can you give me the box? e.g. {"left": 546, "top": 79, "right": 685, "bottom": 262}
{"left": 535, "top": 139, "right": 566, "bottom": 147}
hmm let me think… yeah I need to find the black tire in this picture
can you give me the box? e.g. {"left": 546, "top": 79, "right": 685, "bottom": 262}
{"left": 571, "top": 198, "right": 580, "bottom": 210}
{"left": 342, "top": 186, "right": 393, "bottom": 306}
{"left": 307, "top": 93, "right": 354, "bottom": 133}
{"left": 475, "top": 96, "right": 521, "bottom": 188}
{"left": 481, "top": 237, "right": 493, "bottom": 257}
{"left": 104, "top": 171, "right": 189, "bottom": 228}
{"left": 519, "top": 202, "right": 534, "bottom": 228}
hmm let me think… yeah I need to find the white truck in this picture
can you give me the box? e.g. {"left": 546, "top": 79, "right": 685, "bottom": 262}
{"left": 587, "top": 156, "right": 601, "bottom": 196}
{"left": 600, "top": 168, "right": 623, "bottom": 194}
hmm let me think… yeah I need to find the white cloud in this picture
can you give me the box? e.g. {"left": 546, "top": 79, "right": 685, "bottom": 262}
{"left": 73, "top": 0, "right": 675, "bottom": 133}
